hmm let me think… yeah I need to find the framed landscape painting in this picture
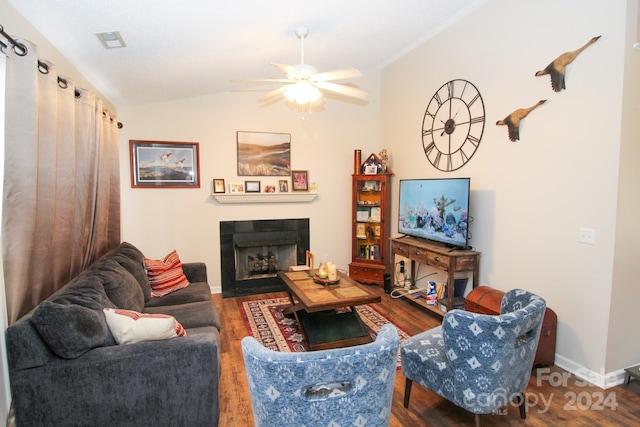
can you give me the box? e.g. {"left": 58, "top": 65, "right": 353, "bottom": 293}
{"left": 130, "top": 140, "right": 200, "bottom": 188}
{"left": 237, "top": 131, "right": 291, "bottom": 176}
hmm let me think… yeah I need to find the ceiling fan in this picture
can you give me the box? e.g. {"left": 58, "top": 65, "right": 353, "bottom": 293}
{"left": 232, "top": 26, "right": 368, "bottom": 105}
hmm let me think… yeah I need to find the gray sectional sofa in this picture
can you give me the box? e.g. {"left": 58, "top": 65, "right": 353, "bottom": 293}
{"left": 6, "top": 242, "right": 221, "bottom": 427}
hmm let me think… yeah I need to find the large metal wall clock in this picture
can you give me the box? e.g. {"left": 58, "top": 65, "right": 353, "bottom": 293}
{"left": 422, "top": 79, "right": 485, "bottom": 171}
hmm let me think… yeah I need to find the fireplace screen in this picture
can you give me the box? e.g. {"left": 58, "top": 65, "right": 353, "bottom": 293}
{"left": 235, "top": 239, "right": 297, "bottom": 281}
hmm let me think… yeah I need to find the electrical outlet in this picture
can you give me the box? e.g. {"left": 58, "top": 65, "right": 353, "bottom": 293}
{"left": 579, "top": 228, "right": 596, "bottom": 245}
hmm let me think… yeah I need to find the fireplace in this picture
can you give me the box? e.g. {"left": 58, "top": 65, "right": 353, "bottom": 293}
{"left": 220, "top": 218, "right": 310, "bottom": 297}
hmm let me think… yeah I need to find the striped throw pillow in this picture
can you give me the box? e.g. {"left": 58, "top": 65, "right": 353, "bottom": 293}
{"left": 144, "top": 250, "right": 190, "bottom": 297}
{"left": 103, "top": 308, "right": 186, "bottom": 345}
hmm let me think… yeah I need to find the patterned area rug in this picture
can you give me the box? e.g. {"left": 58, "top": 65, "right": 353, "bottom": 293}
{"left": 239, "top": 297, "right": 411, "bottom": 367}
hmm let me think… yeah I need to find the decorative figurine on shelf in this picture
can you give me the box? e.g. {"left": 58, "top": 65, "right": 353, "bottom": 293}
{"left": 378, "top": 149, "right": 388, "bottom": 174}
{"left": 361, "top": 153, "right": 382, "bottom": 175}
{"left": 360, "top": 152, "right": 393, "bottom": 175}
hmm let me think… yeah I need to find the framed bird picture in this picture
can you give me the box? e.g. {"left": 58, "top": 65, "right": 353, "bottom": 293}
{"left": 129, "top": 140, "right": 200, "bottom": 188}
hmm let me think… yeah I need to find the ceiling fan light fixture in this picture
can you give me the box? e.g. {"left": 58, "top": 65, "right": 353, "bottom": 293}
{"left": 284, "top": 82, "right": 322, "bottom": 105}
{"left": 232, "top": 26, "right": 366, "bottom": 106}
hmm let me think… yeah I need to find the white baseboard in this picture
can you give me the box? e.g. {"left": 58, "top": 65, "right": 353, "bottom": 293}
{"left": 554, "top": 354, "right": 626, "bottom": 389}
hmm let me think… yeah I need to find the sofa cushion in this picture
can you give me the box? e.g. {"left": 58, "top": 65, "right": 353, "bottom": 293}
{"left": 52, "top": 274, "right": 118, "bottom": 346}
{"left": 109, "top": 242, "right": 152, "bottom": 301}
{"left": 31, "top": 301, "right": 108, "bottom": 359}
{"left": 144, "top": 300, "right": 221, "bottom": 330}
{"left": 92, "top": 260, "right": 145, "bottom": 312}
{"left": 144, "top": 281, "right": 212, "bottom": 308}
{"left": 144, "top": 250, "right": 190, "bottom": 297}
{"left": 53, "top": 274, "right": 117, "bottom": 311}
{"left": 103, "top": 308, "right": 186, "bottom": 344}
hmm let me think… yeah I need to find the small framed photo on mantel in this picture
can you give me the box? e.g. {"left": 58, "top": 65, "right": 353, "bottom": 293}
{"left": 229, "top": 182, "right": 244, "bottom": 193}
{"left": 291, "top": 170, "right": 309, "bottom": 191}
{"left": 213, "top": 179, "right": 225, "bottom": 193}
{"left": 245, "top": 180, "right": 261, "bottom": 193}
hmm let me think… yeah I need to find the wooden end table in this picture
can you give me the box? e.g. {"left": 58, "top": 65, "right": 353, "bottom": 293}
{"left": 277, "top": 270, "right": 381, "bottom": 350}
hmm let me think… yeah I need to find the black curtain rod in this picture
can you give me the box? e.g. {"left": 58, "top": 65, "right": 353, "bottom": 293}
{"left": 1, "top": 23, "right": 123, "bottom": 129}
{"left": 0, "top": 24, "right": 27, "bottom": 56}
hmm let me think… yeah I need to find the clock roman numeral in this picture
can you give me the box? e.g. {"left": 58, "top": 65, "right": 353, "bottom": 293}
{"left": 460, "top": 81, "right": 468, "bottom": 99}
{"left": 460, "top": 148, "right": 470, "bottom": 163}
{"left": 447, "top": 81, "right": 455, "bottom": 99}
{"left": 424, "top": 141, "right": 436, "bottom": 156}
{"left": 433, "top": 92, "right": 443, "bottom": 107}
{"left": 467, "top": 92, "right": 480, "bottom": 107}
{"left": 433, "top": 151, "right": 442, "bottom": 167}
{"left": 470, "top": 115, "right": 484, "bottom": 125}
{"left": 422, "top": 129, "right": 433, "bottom": 137}
{"left": 466, "top": 134, "right": 480, "bottom": 146}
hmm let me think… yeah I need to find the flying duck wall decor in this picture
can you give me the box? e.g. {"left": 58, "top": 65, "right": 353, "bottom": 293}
{"left": 496, "top": 100, "right": 546, "bottom": 142}
{"left": 535, "top": 36, "right": 601, "bottom": 92}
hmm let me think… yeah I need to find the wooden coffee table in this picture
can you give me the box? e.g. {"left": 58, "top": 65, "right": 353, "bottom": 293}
{"left": 277, "top": 270, "right": 382, "bottom": 350}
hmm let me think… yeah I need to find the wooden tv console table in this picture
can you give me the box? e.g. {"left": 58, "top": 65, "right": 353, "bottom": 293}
{"left": 390, "top": 236, "right": 480, "bottom": 317}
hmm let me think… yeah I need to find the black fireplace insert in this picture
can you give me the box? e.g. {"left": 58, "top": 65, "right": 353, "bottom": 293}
{"left": 220, "top": 218, "right": 310, "bottom": 297}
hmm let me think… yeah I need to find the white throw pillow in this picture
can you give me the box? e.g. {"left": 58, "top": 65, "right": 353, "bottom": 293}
{"left": 103, "top": 308, "right": 186, "bottom": 345}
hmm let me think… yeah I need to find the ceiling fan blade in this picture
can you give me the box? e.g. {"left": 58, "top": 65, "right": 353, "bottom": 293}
{"left": 257, "top": 85, "right": 291, "bottom": 102}
{"left": 231, "top": 78, "right": 291, "bottom": 83}
{"left": 312, "top": 68, "right": 363, "bottom": 82}
{"left": 314, "top": 81, "right": 368, "bottom": 100}
{"left": 270, "top": 63, "right": 302, "bottom": 79}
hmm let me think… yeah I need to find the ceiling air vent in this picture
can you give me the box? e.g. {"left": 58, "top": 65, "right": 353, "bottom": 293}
{"left": 96, "top": 31, "right": 126, "bottom": 49}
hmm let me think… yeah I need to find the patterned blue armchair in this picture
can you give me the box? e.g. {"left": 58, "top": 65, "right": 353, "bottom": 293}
{"left": 400, "top": 289, "right": 546, "bottom": 425}
{"left": 241, "top": 323, "right": 399, "bottom": 427}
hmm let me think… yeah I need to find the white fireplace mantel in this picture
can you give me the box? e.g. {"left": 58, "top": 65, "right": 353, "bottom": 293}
{"left": 212, "top": 192, "right": 318, "bottom": 204}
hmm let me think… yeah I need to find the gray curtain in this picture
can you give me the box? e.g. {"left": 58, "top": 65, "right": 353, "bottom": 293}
{"left": 3, "top": 39, "right": 120, "bottom": 324}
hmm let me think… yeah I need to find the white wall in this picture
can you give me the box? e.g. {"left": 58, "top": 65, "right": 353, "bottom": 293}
{"left": 381, "top": 0, "right": 630, "bottom": 386}
{"left": 117, "top": 77, "right": 380, "bottom": 291}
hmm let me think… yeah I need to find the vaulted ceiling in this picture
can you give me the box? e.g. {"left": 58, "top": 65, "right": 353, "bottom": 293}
{"left": 8, "top": 0, "right": 487, "bottom": 106}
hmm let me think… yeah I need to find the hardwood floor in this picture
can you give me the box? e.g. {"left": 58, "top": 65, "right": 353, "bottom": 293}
{"left": 213, "top": 286, "right": 640, "bottom": 426}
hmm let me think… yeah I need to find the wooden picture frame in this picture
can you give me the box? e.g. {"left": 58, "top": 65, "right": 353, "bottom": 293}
{"left": 237, "top": 131, "right": 291, "bottom": 176}
{"left": 229, "top": 182, "right": 244, "bottom": 193}
{"left": 279, "top": 180, "right": 289, "bottom": 192}
{"left": 129, "top": 140, "right": 200, "bottom": 188}
{"left": 213, "top": 179, "right": 225, "bottom": 193}
{"left": 245, "top": 180, "right": 261, "bottom": 193}
{"left": 291, "top": 170, "right": 309, "bottom": 191}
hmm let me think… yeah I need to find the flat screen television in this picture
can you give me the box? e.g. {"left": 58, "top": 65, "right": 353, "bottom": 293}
{"left": 398, "top": 178, "right": 471, "bottom": 249}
